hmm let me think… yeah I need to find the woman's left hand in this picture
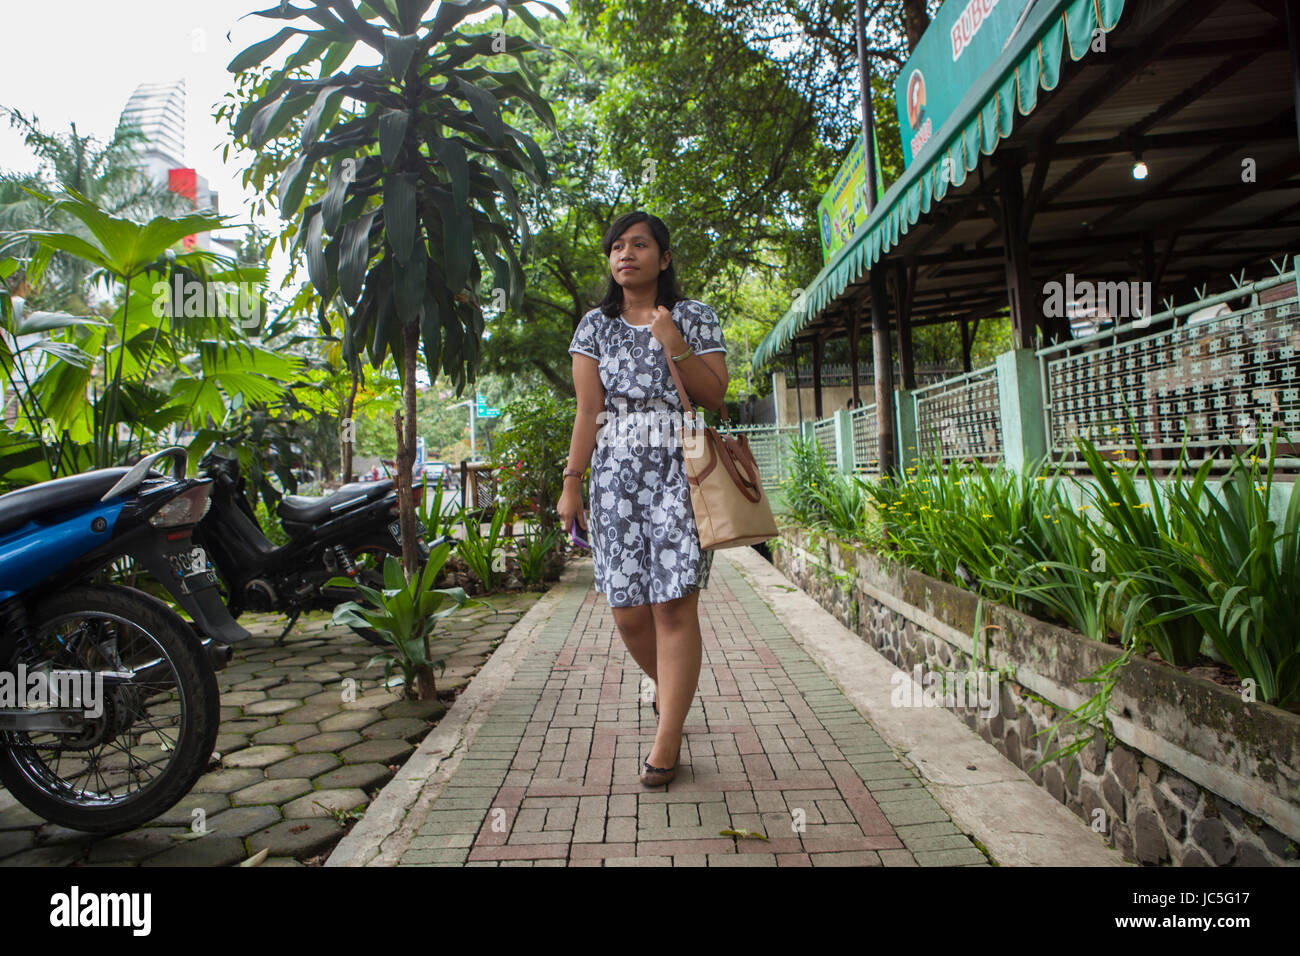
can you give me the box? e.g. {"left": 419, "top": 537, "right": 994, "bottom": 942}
{"left": 650, "top": 305, "right": 687, "bottom": 354}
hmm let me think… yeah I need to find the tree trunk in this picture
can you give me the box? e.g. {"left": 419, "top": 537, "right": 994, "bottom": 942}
{"left": 395, "top": 321, "right": 421, "bottom": 580}
{"left": 902, "top": 0, "right": 930, "bottom": 52}
{"left": 394, "top": 322, "right": 432, "bottom": 701}
{"left": 341, "top": 365, "right": 360, "bottom": 483}
{"left": 417, "top": 631, "right": 437, "bottom": 700}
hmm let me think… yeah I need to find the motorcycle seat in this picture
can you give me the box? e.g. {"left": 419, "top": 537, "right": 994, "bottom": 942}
{"left": 0, "top": 467, "right": 135, "bottom": 537}
{"left": 277, "top": 480, "right": 394, "bottom": 524}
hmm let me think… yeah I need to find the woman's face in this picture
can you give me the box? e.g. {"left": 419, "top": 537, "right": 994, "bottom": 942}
{"left": 609, "top": 221, "right": 669, "bottom": 288}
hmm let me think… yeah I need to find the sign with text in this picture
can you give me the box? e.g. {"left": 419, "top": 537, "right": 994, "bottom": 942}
{"left": 818, "top": 130, "right": 886, "bottom": 262}
{"left": 894, "top": 0, "right": 1035, "bottom": 168}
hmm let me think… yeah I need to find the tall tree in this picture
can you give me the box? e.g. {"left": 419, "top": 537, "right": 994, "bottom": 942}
{"left": 225, "top": 0, "right": 559, "bottom": 612}
{"left": 635, "top": 0, "right": 943, "bottom": 148}
{"left": 901, "top": 0, "right": 932, "bottom": 50}
{"left": 474, "top": 13, "right": 624, "bottom": 396}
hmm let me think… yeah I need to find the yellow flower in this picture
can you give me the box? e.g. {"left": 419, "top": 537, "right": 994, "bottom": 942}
{"left": 1136, "top": 502, "right": 1150, "bottom": 509}
{"left": 1109, "top": 501, "right": 1120, "bottom": 507}
{"left": 982, "top": 513, "right": 992, "bottom": 518}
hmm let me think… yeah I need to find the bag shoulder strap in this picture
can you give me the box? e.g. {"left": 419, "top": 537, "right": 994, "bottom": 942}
{"left": 664, "top": 311, "right": 729, "bottom": 423}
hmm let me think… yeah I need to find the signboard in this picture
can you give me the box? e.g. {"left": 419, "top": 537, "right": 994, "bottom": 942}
{"left": 894, "top": 0, "right": 1035, "bottom": 168}
{"left": 817, "top": 131, "right": 886, "bottom": 262}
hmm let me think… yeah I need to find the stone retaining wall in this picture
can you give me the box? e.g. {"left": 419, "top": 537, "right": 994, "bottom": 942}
{"left": 770, "top": 525, "right": 1300, "bottom": 866}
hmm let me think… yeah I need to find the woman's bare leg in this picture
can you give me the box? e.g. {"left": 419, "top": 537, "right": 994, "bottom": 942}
{"left": 645, "top": 589, "right": 703, "bottom": 769}
{"left": 611, "top": 604, "right": 658, "bottom": 704}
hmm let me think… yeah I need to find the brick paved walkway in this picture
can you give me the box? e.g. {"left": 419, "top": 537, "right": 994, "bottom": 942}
{"left": 398, "top": 555, "right": 990, "bottom": 867}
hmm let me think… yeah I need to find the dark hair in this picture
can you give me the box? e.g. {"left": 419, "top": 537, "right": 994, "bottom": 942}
{"left": 596, "top": 210, "right": 685, "bottom": 318}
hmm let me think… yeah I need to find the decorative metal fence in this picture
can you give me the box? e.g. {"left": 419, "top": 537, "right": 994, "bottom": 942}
{"left": 785, "top": 362, "right": 962, "bottom": 388}
{"left": 1038, "top": 269, "right": 1300, "bottom": 468}
{"left": 813, "top": 416, "right": 838, "bottom": 469}
{"left": 715, "top": 422, "right": 800, "bottom": 490}
{"left": 912, "top": 364, "right": 1003, "bottom": 463}
{"left": 721, "top": 263, "right": 1298, "bottom": 505}
{"left": 850, "top": 403, "right": 880, "bottom": 474}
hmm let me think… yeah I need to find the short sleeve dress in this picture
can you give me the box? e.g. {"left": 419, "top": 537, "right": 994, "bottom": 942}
{"left": 568, "top": 299, "right": 727, "bottom": 607}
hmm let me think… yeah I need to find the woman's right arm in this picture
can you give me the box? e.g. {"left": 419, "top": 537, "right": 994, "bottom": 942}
{"left": 558, "top": 353, "right": 604, "bottom": 533}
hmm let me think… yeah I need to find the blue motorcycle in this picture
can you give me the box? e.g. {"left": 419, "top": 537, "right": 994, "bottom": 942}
{"left": 0, "top": 448, "right": 249, "bottom": 834}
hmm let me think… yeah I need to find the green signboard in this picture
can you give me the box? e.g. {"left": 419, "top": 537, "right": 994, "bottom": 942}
{"left": 894, "top": 0, "right": 1035, "bottom": 168}
{"left": 817, "top": 131, "right": 886, "bottom": 262}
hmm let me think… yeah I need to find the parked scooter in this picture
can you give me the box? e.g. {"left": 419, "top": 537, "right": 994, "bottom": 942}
{"left": 0, "top": 448, "right": 248, "bottom": 834}
{"left": 192, "top": 451, "right": 442, "bottom": 645}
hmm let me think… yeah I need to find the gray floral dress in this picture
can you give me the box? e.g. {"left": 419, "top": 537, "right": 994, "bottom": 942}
{"left": 568, "top": 299, "right": 727, "bottom": 607}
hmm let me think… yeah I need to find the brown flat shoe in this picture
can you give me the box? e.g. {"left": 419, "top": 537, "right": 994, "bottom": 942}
{"left": 639, "top": 746, "right": 681, "bottom": 786}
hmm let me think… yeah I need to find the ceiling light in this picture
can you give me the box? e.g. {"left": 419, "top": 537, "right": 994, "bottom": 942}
{"left": 1132, "top": 154, "right": 1148, "bottom": 180}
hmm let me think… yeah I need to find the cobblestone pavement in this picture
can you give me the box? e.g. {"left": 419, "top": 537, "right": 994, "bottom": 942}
{"left": 0, "top": 593, "right": 538, "bottom": 866}
{"left": 398, "top": 557, "right": 993, "bottom": 867}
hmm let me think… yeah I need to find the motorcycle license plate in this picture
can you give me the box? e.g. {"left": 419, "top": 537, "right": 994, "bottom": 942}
{"left": 389, "top": 520, "right": 402, "bottom": 544}
{"left": 165, "top": 544, "right": 216, "bottom": 594}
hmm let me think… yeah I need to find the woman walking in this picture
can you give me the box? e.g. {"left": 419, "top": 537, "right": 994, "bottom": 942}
{"left": 557, "top": 210, "right": 728, "bottom": 786}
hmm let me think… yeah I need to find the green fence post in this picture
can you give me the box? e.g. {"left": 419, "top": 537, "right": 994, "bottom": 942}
{"left": 896, "top": 389, "right": 917, "bottom": 472}
{"left": 834, "top": 408, "right": 854, "bottom": 475}
{"left": 996, "top": 348, "right": 1046, "bottom": 472}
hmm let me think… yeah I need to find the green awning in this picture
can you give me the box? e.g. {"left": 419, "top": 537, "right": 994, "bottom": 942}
{"left": 752, "top": 0, "right": 1127, "bottom": 369}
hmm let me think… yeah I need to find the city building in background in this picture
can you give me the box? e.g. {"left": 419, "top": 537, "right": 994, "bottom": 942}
{"left": 119, "top": 79, "right": 237, "bottom": 255}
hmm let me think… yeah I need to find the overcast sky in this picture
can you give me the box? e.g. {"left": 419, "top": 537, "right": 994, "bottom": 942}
{"left": 0, "top": 1, "right": 566, "bottom": 293}
{"left": 0, "top": 2, "right": 315, "bottom": 235}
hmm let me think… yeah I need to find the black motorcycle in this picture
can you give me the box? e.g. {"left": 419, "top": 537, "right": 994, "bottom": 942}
{"left": 192, "top": 452, "right": 438, "bottom": 645}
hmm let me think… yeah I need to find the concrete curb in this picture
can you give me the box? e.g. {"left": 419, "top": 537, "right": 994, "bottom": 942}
{"left": 723, "top": 546, "right": 1127, "bottom": 867}
{"left": 324, "top": 564, "right": 581, "bottom": 867}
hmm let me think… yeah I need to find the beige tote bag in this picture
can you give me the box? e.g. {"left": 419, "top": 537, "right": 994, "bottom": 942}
{"left": 664, "top": 340, "right": 778, "bottom": 550}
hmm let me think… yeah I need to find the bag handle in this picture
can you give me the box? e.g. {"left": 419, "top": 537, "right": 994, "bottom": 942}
{"left": 708, "top": 431, "right": 764, "bottom": 502}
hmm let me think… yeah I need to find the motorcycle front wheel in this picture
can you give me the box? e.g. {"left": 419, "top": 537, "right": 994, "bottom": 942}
{"left": 0, "top": 585, "right": 220, "bottom": 835}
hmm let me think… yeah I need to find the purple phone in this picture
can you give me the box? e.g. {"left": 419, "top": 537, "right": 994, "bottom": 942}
{"left": 570, "top": 515, "right": 590, "bottom": 549}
